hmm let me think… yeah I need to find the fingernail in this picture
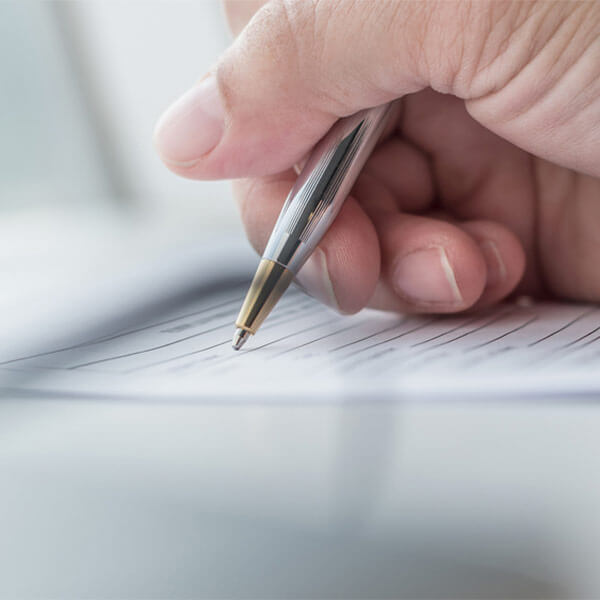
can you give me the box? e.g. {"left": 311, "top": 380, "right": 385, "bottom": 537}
{"left": 479, "top": 240, "right": 506, "bottom": 289}
{"left": 295, "top": 249, "right": 339, "bottom": 310}
{"left": 154, "top": 75, "right": 224, "bottom": 167}
{"left": 393, "top": 246, "right": 463, "bottom": 306}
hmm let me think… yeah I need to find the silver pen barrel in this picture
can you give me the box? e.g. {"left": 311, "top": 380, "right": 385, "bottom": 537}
{"left": 233, "top": 102, "right": 394, "bottom": 349}
{"left": 263, "top": 103, "right": 393, "bottom": 272}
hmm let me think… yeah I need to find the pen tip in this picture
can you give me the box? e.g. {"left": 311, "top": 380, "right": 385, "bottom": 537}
{"left": 232, "top": 328, "right": 250, "bottom": 351}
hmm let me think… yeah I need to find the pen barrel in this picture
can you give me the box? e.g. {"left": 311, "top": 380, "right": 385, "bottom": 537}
{"left": 262, "top": 103, "right": 394, "bottom": 273}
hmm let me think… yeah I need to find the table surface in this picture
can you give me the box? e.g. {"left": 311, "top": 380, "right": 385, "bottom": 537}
{"left": 1, "top": 394, "right": 598, "bottom": 599}
{"left": 2, "top": 214, "right": 598, "bottom": 598}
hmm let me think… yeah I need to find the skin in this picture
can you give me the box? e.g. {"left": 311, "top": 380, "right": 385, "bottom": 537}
{"left": 154, "top": 0, "right": 600, "bottom": 316}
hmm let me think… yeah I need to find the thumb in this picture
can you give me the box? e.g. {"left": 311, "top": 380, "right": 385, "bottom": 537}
{"left": 153, "top": 1, "right": 577, "bottom": 179}
{"left": 153, "top": 0, "right": 437, "bottom": 178}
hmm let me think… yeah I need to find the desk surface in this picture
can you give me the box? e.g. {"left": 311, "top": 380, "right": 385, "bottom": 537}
{"left": 1, "top": 395, "right": 598, "bottom": 599}
{"left": 2, "top": 214, "right": 599, "bottom": 598}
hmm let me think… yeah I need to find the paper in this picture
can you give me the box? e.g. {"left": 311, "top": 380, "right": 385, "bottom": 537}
{"left": 3, "top": 277, "right": 600, "bottom": 399}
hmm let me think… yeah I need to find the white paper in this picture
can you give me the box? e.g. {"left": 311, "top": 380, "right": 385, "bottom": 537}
{"left": 4, "top": 277, "right": 600, "bottom": 399}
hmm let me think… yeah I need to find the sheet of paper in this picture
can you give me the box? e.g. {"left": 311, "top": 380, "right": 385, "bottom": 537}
{"left": 3, "top": 278, "right": 600, "bottom": 399}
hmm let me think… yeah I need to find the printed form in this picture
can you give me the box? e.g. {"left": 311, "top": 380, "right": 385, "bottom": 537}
{"left": 3, "top": 282, "right": 600, "bottom": 400}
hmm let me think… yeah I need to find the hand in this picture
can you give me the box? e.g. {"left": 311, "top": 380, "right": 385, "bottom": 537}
{"left": 154, "top": 0, "right": 600, "bottom": 314}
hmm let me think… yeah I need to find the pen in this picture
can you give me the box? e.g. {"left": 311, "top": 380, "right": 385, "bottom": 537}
{"left": 232, "top": 102, "right": 395, "bottom": 350}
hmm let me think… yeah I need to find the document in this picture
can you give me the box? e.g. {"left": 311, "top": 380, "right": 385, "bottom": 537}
{"left": 3, "top": 275, "right": 600, "bottom": 399}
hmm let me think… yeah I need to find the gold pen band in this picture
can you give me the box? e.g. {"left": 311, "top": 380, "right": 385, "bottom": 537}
{"left": 235, "top": 259, "right": 295, "bottom": 335}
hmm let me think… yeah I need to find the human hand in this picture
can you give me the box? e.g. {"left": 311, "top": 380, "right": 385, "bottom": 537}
{"left": 155, "top": 0, "right": 600, "bottom": 314}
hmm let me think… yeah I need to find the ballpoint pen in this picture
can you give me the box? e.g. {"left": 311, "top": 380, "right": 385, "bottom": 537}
{"left": 232, "top": 102, "right": 395, "bottom": 350}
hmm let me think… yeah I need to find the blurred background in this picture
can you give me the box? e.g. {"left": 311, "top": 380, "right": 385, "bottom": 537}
{"left": 1, "top": 0, "right": 240, "bottom": 239}
{"left": 0, "top": 1, "right": 247, "bottom": 344}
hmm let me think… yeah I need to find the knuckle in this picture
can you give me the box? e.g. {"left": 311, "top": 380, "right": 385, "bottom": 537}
{"left": 466, "top": 0, "right": 600, "bottom": 134}
{"left": 465, "top": 0, "right": 600, "bottom": 100}
{"left": 404, "top": 0, "right": 569, "bottom": 99}
{"left": 407, "top": 0, "right": 490, "bottom": 96}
